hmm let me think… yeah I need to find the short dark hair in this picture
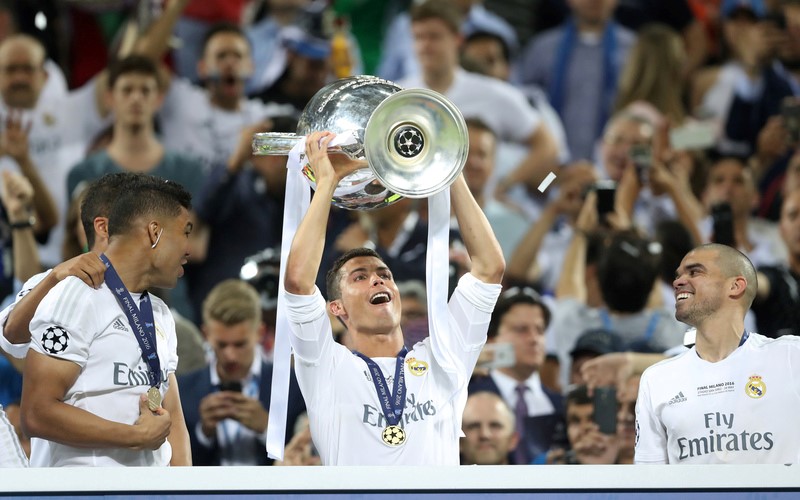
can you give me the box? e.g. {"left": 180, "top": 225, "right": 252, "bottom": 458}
{"left": 488, "top": 286, "right": 551, "bottom": 338}
{"left": 410, "top": 0, "right": 463, "bottom": 34}
{"left": 107, "top": 55, "right": 161, "bottom": 90}
{"left": 202, "top": 22, "right": 249, "bottom": 56}
{"left": 694, "top": 243, "right": 758, "bottom": 308}
{"left": 80, "top": 173, "right": 153, "bottom": 249}
{"left": 325, "top": 247, "right": 383, "bottom": 301}
{"left": 464, "top": 117, "right": 496, "bottom": 138}
{"left": 566, "top": 384, "right": 592, "bottom": 408}
{"left": 464, "top": 31, "right": 511, "bottom": 63}
{"left": 107, "top": 177, "right": 192, "bottom": 238}
{"left": 597, "top": 231, "right": 661, "bottom": 313}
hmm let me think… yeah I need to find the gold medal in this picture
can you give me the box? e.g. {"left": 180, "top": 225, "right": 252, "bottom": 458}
{"left": 147, "top": 386, "right": 162, "bottom": 411}
{"left": 381, "top": 425, "right": 406, "bottom": 446}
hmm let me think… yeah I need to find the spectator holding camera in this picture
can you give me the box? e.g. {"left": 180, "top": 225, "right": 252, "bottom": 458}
{"left": 551, "top": 384, "right": 619, "bottom": 465}
{"left": 178, "top": 279, "right": 305, "bottom": 466}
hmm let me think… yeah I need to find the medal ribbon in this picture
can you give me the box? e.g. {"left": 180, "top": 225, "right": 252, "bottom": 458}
{"left": 354, "top": 347, "right": 409, "bottom": 426}
{"left": 100, "top": 254, "right": 161, "bottom": 388}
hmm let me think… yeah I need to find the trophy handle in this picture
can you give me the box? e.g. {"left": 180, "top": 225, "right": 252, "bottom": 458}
{"left": 252, "top": 132, "right": 359, "bottom": 157}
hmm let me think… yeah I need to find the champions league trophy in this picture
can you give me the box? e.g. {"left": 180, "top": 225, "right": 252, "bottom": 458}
{"left": 252, "top": 75, "right": 469, "bottom": 210}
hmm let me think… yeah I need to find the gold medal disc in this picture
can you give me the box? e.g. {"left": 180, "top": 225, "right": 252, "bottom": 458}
{"left": 381, "top": 425, "right": 406, "bottom": 446}
{"left": 147, "top": 386, "right": 162, "bottom": 411}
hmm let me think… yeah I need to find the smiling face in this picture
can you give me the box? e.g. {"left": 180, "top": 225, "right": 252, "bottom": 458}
{"left": 673, "top": 248, "right": 728, "bottom": 326}
{"left": 151, "top": 207, "right": 192, "bottom": 289}
{"left": 329, "top": 255, "right": 402, "bottom": 336}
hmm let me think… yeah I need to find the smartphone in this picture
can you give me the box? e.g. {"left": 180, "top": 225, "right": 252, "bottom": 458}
{"left": 593, "top": 386, "right": 617, "bottom": 435}
{"left": 710, "top": 203, "right": 735, "bottom": 247}
{"left": 476, "top": 342, "right": 516, "bottom": 370}
{"left": 629, "top": 144, "right": 652, "bottom": 184}
{"left": 669, "top": 121, "right": 716, "bottom": 151}
{"left": 781, "top": 98, "right": 800, "bottom": 144}
{"left": 219, "top": 381, "right": 243, "bottom": 392}
{"left": 592, "top": 180, "right": 616, "bottom": 218}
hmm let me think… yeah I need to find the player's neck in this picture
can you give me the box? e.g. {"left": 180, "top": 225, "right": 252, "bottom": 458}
{"left": 352, "top": 331, "right": 405, "bottom": 358}
{"left": 694, "top": 316, "right": 746, "bottom": 363}
{"left": 104, "top": 242, "right": 151, "bottom": 293}
{"left": 497, "top": 365, "right": 535, "bottom": 383}
{"left": 423, "top": 68, "right": 454, "bottom": 95}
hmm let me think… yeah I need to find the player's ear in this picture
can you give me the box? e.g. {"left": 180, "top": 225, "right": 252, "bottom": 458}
{"left": 730, "top": 276, "right": 747, "bottom": 300}
{"left": 329, "top": 299, "right": 347, "bottom": 319}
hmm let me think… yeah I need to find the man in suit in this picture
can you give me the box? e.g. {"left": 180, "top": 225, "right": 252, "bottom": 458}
{"left": 178, "top": 279, "right": 305, "bottom": 465}
{"left": 468, "top": 287, "right": 566, "bottom": 464}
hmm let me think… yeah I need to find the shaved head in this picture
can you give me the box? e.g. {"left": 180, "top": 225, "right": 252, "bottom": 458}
{"left": 697, "top": 243, "right": 758, "bottom": 308}
{"left": 0, "top": 34, "right": 46, "bottom": 65}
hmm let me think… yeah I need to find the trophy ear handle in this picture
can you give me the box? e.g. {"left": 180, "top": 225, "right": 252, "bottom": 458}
{"left": 364, "top": 88, "right": 468, "bottom": 199}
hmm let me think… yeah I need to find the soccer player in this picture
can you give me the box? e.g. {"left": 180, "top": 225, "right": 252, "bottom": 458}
{"left": 282, "top": 131, "right": 505, "bottom": 465}
{"left": 635, "top": 243, "right": 800, "bottom": 464}
{"left": 19, "top": 178, "right": 193, "bottom": 466}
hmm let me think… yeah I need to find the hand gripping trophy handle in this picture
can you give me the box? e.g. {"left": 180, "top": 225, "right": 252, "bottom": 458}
{"left": 251, "top": 75, "right": 468, "bottom": 211}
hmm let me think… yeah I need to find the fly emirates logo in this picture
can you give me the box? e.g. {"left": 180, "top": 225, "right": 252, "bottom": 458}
{"left": 677, "top": 412, "right": 774, "bottom": 460}
{"left": 361, "top": 392, "right": 437, "bottom": 429}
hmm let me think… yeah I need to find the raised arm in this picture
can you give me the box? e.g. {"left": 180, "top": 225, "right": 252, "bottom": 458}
{"left": 283, "top": 132, "right": 364, "bottom": 295}
{"left": 450, "top": 175, "right": 505, "bottom": 284}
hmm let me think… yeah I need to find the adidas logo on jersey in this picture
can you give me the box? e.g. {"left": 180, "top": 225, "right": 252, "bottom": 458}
{"left": 668, "top": 391, "right": 687, "bottom": 405}
{"left": 112, "top": 318, "right": 129, "bottom": 332}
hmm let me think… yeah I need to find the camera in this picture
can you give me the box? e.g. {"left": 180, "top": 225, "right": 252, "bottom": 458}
{"left": 219, "top": 381, "right": 243, "bottom": 393}
{"left": 710, "top": 203, "right": 735, "bottom": 247}
{"left": 781, "top": 98, "right": 800, "bottom": 145}
{"left": 587, "top": 180, "right": 617, "bottom": 219}
{"left": 629, "top": 143, "right": 652, "bottom": 185}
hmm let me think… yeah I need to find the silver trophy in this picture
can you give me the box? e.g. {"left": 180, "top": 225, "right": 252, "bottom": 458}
{"left": 252, "top": 75, "right": 468, "bottom": 210}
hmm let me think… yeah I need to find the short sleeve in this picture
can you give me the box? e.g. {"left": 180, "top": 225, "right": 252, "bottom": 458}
{"left": 0, "top": 271, "right": 52, "bottom": 359}
{"left": 28, "top": 278, "right": 96, "bottom": 367}
{"left": 634, "top": 369, "right": 669, "bottom": 464}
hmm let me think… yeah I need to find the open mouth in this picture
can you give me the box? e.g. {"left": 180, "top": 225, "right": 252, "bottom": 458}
{"left": 370, "top": 292, "right": 391, "bottom": 305}
{"left": 676, "top": 292, "right": 692, "bottom": 301}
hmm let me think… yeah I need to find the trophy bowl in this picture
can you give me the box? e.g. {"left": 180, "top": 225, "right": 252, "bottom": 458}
{"left": 252, "top": 75, "right": 468, "bottom": 210}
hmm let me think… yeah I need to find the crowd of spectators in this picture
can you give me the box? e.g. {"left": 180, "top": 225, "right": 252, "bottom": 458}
{"left": 1, "top": 0, "right": 799, "bottom": 467}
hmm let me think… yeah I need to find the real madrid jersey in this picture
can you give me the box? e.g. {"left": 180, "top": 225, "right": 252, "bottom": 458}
{"left": 635, "top": 332, "right": 800, "bottom": 464}
{"left": 283, "top": 272, "right": 501, "bottom": 465}
{"left": 0, "top": 270, "right": 51, "bottom": 359}
{"left": 28, "top": 277, "right": 179, "bottom": 467}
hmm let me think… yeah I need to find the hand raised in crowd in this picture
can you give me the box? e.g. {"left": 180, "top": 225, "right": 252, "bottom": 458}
{"left": 228, "top": 120, "right": 273, "bottom": 174}
{"left": 51, "top": 253, "right": 106, "bottom": 289}
{"left": 0, "top": 110, "right": 33, "bottom": 164}
{"left": 580, "top": 352, "right": 634, "bottom": 396}
{"left": 571, "top": 424, "right": 620, "bottom": 465}
{"left": 131, "top": 394, "right": 172, "bottom": 450}
{"left": 275, "top": 425, "right": 321, "bottom": 466}
{"left": 0, "top": 170, "right": 33, "bottom": 221}
{"left": 575, "top": 190, "right": 600, "bottom": 234}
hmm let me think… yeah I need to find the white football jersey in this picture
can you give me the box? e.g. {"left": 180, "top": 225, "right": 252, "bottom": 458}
{"left": 283, "top": 273, "right": 501, "bottom": 465}
{"left": 0, "top": 270, "right": 51, "bottom": 359}
{"left": 635, "top": 332, "right": 800, "bottom": 464}
{"left": 28, "top": 277, "right": 179, "bottom": 467}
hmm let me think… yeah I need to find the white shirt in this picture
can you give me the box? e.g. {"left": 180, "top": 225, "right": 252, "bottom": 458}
{"left": 636, "top": 333, "right": 800, "bottom": 464}
{"left": 399, "top": 69, "right": 542, "bottom": 145}
{"left": 28, "top": 277, "right": 179, "bottom": 467}
{"left": 0, "top": 405, "right": 28, "bottom": 467}
{"left": 0, "top": 270, "right": 51, "bottom": 359}
{"left": 0, "top": 80, "right": 107, "bottom": 266}
{"left": 159, "top": 78, "right": 294, "bottom": 174}
{"left": 283, "top": 272, "right": 501, "bottom": 465}
{"left": 490, "top": 369, "right": 555, "bottom": 417}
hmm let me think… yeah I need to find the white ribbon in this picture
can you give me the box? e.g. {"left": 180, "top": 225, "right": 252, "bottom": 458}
{"left": 266, "top": 132, "right": 357, "bottom": 460}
